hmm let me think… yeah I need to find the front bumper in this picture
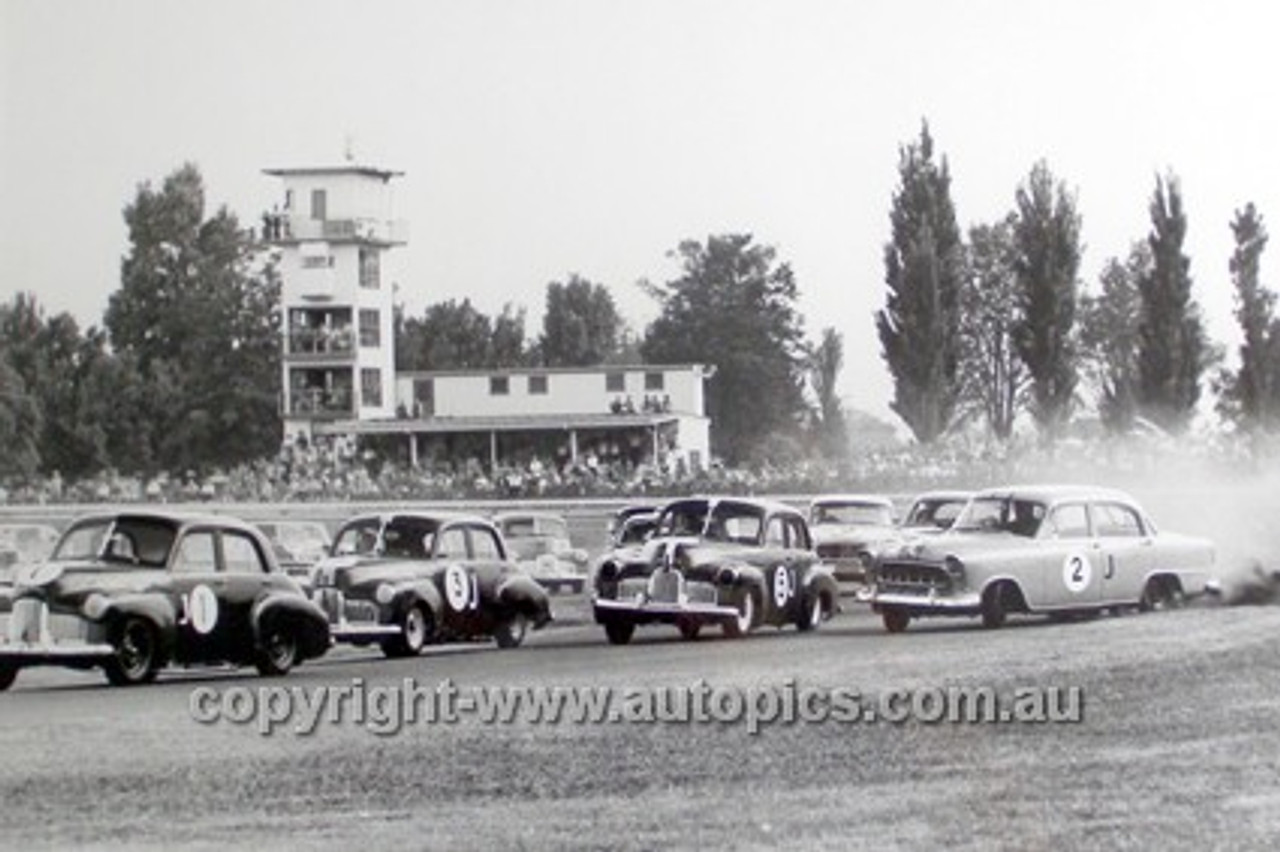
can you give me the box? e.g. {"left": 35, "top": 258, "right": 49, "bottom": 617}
{"left": 311, "top": 588, "right": 401, "bottom": 642}
{"left": 0, "top": 599, "right": 114, "bottom": 665}
{"left": 593, "top": 571, "right": 738, "bottom": 625}
{"left": 870, "top": 590, "right": 982, "bottom": 613}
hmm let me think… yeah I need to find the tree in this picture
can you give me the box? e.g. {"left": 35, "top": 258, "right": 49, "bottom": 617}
{"left": 105, "top": 163, "right": 281, "bottom": 475}
{"left": 875, "top": 121, "right": 964, "bottom": 443}
{"left": 1011, "top": 160, "right": 1082, "bottom": 438}
{"left": 397, "top": 298, "right": 527, "bottom": 370}
{"left": 642, "top": 234, "right": 809, "bottom": 464}
{"left": 1217, "top": 203, "right": 1279, "bottom": 430}
{"left": 959, "top": 217, "right": 1024, "bottom": 440}
{"left": 539, "top": 275, "right": 623, "bottom": 366}
{"left": 1080, "top": 244, "right": 1148, "bottom": 434}
{"left": 1135, "top": 173, "right": 1211, "bottom": 432}
{"left": 807, "top": 327, "right": 848, "bottom": 458}
{"left": 0, "top": 353, "right": 41, "bottom": 480}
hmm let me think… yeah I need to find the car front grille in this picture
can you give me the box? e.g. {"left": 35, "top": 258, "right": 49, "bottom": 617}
{"left": 876, "top": 561, "right": 953, "bottom": 595}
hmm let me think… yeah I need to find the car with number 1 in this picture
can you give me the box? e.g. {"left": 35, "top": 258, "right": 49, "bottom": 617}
{"left": 0, "top": 511, "right": 331, "bottom": 690}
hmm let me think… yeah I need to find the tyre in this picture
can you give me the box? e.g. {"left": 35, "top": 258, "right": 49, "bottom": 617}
{"left": 796, "top": 591, "right": 823, "bottom": 632}
{"left": 678, "top": 620, "right": 701, "bottom": 641}
{"left": 981, "top": 584, "right": 1008, "bottom": 629}
{"left": 255, "top": 620, "right": 300, "bottom": 676}
{"left": 1139, "top": 577, "right": 1181, "bottom": 612}
{"left": 722, "top": 590, "right": 757, "bottom": 638}
{"left": 604, "top": 620, "right": 635, "bottom": 645}
{"left": 882, "top": 608, "right": 910, "bottom": 634}
{"left": 382, "top": 604, "right": 432, "bottom": 658}
{"left": 0, "top": 663, "right": 17, "bottom": 692}
{"left": 494, "top": 612, "right": 528, "bottom": 649}
{"left": 103, "top": 617, "right": 161, "bottom": 686}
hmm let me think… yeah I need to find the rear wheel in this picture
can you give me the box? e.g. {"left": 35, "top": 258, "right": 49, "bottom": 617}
{"left": 104, "top": 617, "right": 160, "bottom": 686}
{"left": 0, "top": 663, "right": 17, "bottom": 692}
{"left": 604, "top": 620, "right": 635, "bottom": 645}
{"left": 1139, "top": 577, "right": 1183, "bottom": 612}
{"left": 722, "top": 590, "right": 757, "bottom": 638}
{"left": 494, "top": 613, "right": 528, "bottom": 649}
{"left": 256, "top": 621, "right": 299, "bottom": 676}
{"left": 882, "top": 608, "right": 910, "bottom": 634}
{"left": 382, "top": 604, "right": 432, "bottom": 658}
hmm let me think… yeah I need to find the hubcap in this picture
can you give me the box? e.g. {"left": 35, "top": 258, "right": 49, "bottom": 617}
{"left": 404, "top": 608, "right": 426, "bottom": 649}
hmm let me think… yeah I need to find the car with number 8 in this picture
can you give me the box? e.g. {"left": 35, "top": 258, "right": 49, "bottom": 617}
{"left": 592, "top": 497, "right": 840, "bottom": 644}
{"left": 870, "top": 485, "right": 1216, "bottom": 632}
{"left": 310, "top": 511, "right": 552, "bottom": 655}
{"left": 0, "top": 511, "right": 331, "bottom": 690}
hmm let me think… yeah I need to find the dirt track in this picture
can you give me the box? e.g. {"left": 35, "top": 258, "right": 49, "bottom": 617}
{"left": 2, "top": 594, "right": 1279, "bottom": 850}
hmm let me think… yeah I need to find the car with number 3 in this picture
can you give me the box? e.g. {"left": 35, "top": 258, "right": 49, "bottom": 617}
{"left": 0, "top": 511, "right": 331, "bottom": 690}
{"left": 310, "top": 511, "right": 552, "bottom": 655}
{"left": 592, "top": 497, "right": 839, "bottom": 644}
{"left": 870, "top": 485, "right": 1216, "bottom": 632}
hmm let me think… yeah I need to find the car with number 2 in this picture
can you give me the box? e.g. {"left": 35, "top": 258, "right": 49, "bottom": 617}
{"left": 593, "top": 497, "right": 839, "bottom": 644}
{"left": 310, "top": 511, "right": 553, "bottom": 655}
{"left": 870, "top": 485, "right": 1216, "bottom": 633}
{"left": 0, "top": 511, "right": 331, "bottom": 690}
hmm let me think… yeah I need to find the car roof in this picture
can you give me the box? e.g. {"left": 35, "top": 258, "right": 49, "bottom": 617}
{"left": 971, "top": 484, "right": 1137, "bottom": 505}
{"left": 663, "top": 495, "right": 804, "bottom": 517}
{"left": 65, "top": 510, "right": 263, "bottom": 534}
{"left": 338, "top": 510, "right": 495, "bottom": 528}
{"left": 908, "top": 490, "right": 974, "bottom": 502}
{"left": 808, "top": 494, "right": 895, "bottom": 507}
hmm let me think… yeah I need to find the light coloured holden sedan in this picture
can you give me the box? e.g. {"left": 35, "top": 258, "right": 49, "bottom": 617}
{"left": 870, "top": 485, "right": 1216, "bottom": 632}
{"left": 808, "top": 494, "right": 897, "bottom": 585}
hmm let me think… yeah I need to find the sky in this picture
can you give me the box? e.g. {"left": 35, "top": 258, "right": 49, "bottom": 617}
{"left": 4, "top": 0, "right": 1279, "bottom": 425}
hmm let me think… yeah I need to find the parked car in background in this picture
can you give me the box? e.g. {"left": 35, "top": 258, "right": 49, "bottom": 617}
{"left": 593, "top": 497, "right": 839, "bottom": 644}
{"left": 870, "top": 485, "right": 1217, "bottom": 633}
{"left": 0, "top": 511, "right": 330, "bottom": 690}
{"left": 255, "top": 519, "right": 332, "bottom": 581}
{"left": 900, "top": 490, "right": 973, "bottom": 533}
{"left": 0, "top": 523, "right": 60, "bottom": 575}
{"left": 493, "top": 511, "right": 590, "bottom": 593}
{"left": 808, "top": 494, "right": 898, "bottom": 586}
{"left": 311, "top": 511, "right": 552, "bottom": 656}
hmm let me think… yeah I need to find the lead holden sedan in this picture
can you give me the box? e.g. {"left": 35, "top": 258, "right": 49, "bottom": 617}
{"left": 870, "top": 485, "right": 1216, "bottom": 632}
{"left": 593, "top": 497, "right": 839, "bottom": 644}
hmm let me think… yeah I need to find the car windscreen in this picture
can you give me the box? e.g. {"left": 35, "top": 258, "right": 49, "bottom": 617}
{"left": 952, "top": 498, "right": 1046, "bottom": 537}
{"left": 52, "top": 517, "right": 178, "bottom": 568}
{"left": 811, "top": 503, "right": 893, "bottom": 526}
{"left": 703, "top": 502, "right": 765, "bottom": 544}
{"left": 381, "top": 516, "right": 441, "bottom": 559}
{"left": 332, "top": 517, "right": 384, "bottom": 556}
{"left": 906, "top": 499, "right": 966, "bottom": 529}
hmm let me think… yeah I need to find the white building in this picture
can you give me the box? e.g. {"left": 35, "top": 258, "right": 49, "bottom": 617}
{"left": 265, "top": 164, "right": 713, "bottom": 473}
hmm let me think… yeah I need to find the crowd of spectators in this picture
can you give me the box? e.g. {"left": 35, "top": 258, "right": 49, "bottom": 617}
{"left": 1, "top": 425, "right": 1273, "bottom": 507}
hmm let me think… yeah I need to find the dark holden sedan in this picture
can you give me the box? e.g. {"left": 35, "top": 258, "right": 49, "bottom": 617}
{"left": 0, "top": 511, "right": 331, "bottom": 690}
{"left": 310, "top": 511, "right": 553, "bottom": 655}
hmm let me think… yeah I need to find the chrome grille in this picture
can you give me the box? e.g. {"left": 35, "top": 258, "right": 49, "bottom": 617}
{"left": 877, "top": 561, "right": 952, "bottom": 595}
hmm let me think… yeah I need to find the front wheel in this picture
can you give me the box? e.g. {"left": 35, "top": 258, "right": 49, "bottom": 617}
{"left": 104, "top": 617, "right": 161, "bottom": 686}
{"left": 981, "top": 584, "right": 1008, "bottom": 629}
{"left": 796, "top": 592, "right": 824, "bottom": 632}
{"left": 256, "top": 622, "right": 299, "bottom": 676}
{"left": 604, "top": 620, "right": 635, "bottom": 645}
{"left": 382, "top": 604, "right": 432, "bottom": 658}
{"left": 882, "top": 608, "right": 910, "bottom": 634}
{"left": 494, "top": 613, "right": 528, "bottom": 649}
{"left": 0, "top": 663, "right": 17, "bottom": 692}
{"left": 722, "top": 590, "right": 757, "bottom": 638}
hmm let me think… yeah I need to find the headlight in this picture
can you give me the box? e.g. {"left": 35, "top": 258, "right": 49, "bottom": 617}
{"left": 944, "top": 556, "right": 965, "bottom": 581}
{"left": 82, "top": 592, "right": 110, "bottom": 621}
{"left": 375, "top": 583, "right": 395, "bottom": 605}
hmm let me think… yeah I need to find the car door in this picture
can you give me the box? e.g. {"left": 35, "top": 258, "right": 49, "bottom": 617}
{"left": 1039, "top": 502, "right": 1102, "bottom": 608}
{"left": 168, "top": 527, "right": 238, "bottom": 662}
{"left": 1093, "top": 501, "right": 1154, "bottom": 604}
{"left": 434, "top": 523, "right": 482, "bottom": 631}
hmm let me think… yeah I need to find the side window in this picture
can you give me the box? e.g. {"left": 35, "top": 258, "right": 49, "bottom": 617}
{"left": 173, "top": 531, "right": 218, "bottom": 573}
{"left": 223, "top": 532, "right": 269, "bottom": 574}
{"left": 787, "top": 517, "right": 811, "bottom": 550}
{"left": 1047, "top": 504, "right": 1090, "bottom": 539}
{"left": 1094, "top": 503, "right": 1144, "bottom": 538}
{"left": 470, "top": 527, "right": 503, "bottom": 560}
{"left": 764, "top": 517, "right": 787, "bottom": 548}
{"left": 438, "top": 528, "right": 470, "bottom": 559}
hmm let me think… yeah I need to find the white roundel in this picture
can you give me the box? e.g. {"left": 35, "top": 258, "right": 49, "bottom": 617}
{"left": 773, "top": 567, "right": 793, "bottom": 608}
{"left": 444, "top": 564, "right": 471, "bottom": 611}
{"left": 189, "top": 584, "right": 219, "bottom": 634}
{"left": 1062, "top": 553, "right": 1092, "bottom": 594}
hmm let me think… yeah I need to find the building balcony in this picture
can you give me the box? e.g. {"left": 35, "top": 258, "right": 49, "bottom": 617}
{"left": 270, "top": 216, "right": 408, "bottom": 246}
{"left": 287, "top": 388, "right": 354, "bottom": 419}
{"left": 285, "top": 327, "right": 355, "bottom": 360}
